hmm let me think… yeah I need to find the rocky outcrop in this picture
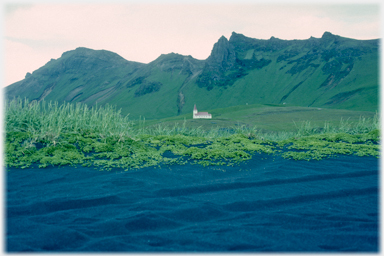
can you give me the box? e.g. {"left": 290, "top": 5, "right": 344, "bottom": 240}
{"left": 207, "top": 36, "right": 237, "bottom": 71}
{"left": 196, "top": 36, "right": 242, "bottom": 90}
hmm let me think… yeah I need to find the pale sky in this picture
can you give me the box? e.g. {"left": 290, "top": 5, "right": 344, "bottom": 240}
{"left": 3, "top": 1, "right": 381, "bottom": 87}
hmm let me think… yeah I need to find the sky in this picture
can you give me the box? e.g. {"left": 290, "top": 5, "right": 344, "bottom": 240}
{"left": 3, "top": 1, "right": 381, "bottom": 87}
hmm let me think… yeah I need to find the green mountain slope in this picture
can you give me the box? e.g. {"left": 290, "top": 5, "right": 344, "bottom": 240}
{"left": 6, "top": 47, "right": 144, "bottom": 105}
{"left": 103, "top": 53, "right": 204, "bottom": 118}
{"left": 180, "top": 32, "right": 378, "bottom": 115}
{"left": 5, "top": 32, "right": 379, "bottom": 119}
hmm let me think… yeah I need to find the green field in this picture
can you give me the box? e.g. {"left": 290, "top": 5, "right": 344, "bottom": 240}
{"left": 133, "top": 103, "right": 377, "bottom": 133}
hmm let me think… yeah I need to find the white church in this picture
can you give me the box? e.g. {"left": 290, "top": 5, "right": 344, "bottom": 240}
{"left": 193, "top": 104, "right": 212, "bottom": 119}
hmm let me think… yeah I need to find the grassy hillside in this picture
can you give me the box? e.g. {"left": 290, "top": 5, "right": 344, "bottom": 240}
{"left": 5, "top": 32, "right": 378, "bottom": 120}
{"left": 5, "top": 47, "right": 145, "bottom": 109}
{"left": 104, "top": 62, "right": 190, "bottom": 118}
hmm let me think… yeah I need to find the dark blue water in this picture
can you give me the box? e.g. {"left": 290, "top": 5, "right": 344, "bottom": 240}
{"left": 6, "top": 154, "right": 379, "bottom": 252}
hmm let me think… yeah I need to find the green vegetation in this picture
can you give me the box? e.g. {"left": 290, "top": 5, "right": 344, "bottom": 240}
{"left": 5, "top": 99, "right": 380, "bottom": 170}
{"left": 5, "top": 32, "right": 379, "bottom": 121}
{"left": 133, "top": 103, "right": 377, "bottom": 134}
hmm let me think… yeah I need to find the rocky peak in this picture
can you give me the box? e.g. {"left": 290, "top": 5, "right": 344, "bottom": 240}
{"left": 149, "top": 52, "right": 203, "bottom": 76}
{"left": 321, "top": 31, "right": 337, "bottom": 40}
{"left": 57, "top": 47, "right": 143, "bottom": 74}
{"left": 229, "top": 32, "right": 244, "bottom": 41}
{"left": 207, "top": 35, "right": 236, "bottom": 71}
{"left": 61, "top": 47, "right": 96, "bottom": 58}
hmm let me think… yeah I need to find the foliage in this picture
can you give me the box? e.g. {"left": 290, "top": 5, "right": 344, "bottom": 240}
{"left": 134, "top": 81, "right": 163, "bottom": 97}
{"left": 279, "top": 129, "right": 380, "bottom": 160}
{"left": 4, "top": 99, "right": 380, "bottom": 170}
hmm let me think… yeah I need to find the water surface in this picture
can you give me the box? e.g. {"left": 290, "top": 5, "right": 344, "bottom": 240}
{"left": 6, "top": 154, "right": 379, "bottom": 252}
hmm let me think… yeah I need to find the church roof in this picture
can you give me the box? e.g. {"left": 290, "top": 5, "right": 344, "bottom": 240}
{"left": 193, "top": 104, "right": 211, "bottom": 117}
{"left": 195, "top": 112, "right": 210, "bottom": 115}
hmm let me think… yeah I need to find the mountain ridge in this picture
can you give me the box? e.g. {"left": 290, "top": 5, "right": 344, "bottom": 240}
{"left": 5, "top": 31, "right": 379, "bottom": 119}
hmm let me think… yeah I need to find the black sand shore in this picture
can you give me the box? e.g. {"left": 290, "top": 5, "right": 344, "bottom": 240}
{"left": 6, "top": 153, "right": 379, "bottom": 252}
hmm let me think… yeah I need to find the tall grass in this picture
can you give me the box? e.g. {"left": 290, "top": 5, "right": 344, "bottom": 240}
{"left": 5, "top": 98, "right": 380, "bottom": 144}
{"left": 133, "top": 116, "right": 235, "bottom": 138}
{"left": 5, "top": 98, "right": 133, "bottom": 141}
{"left": 293, "top": 114, "right": 380, "bottom": 137}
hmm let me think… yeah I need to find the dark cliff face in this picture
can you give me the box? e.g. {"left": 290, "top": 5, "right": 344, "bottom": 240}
{"left": 195, "top": 36, "right": 239, "bottom": 90}
{"left": 196, "top": 33, "right": 276, "bottom": 90}
{"left": 196, "top": 35, "right": 243, "bottom": 90}
{"left": 207, "top": 36, "right": 237, "bottom": 71}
